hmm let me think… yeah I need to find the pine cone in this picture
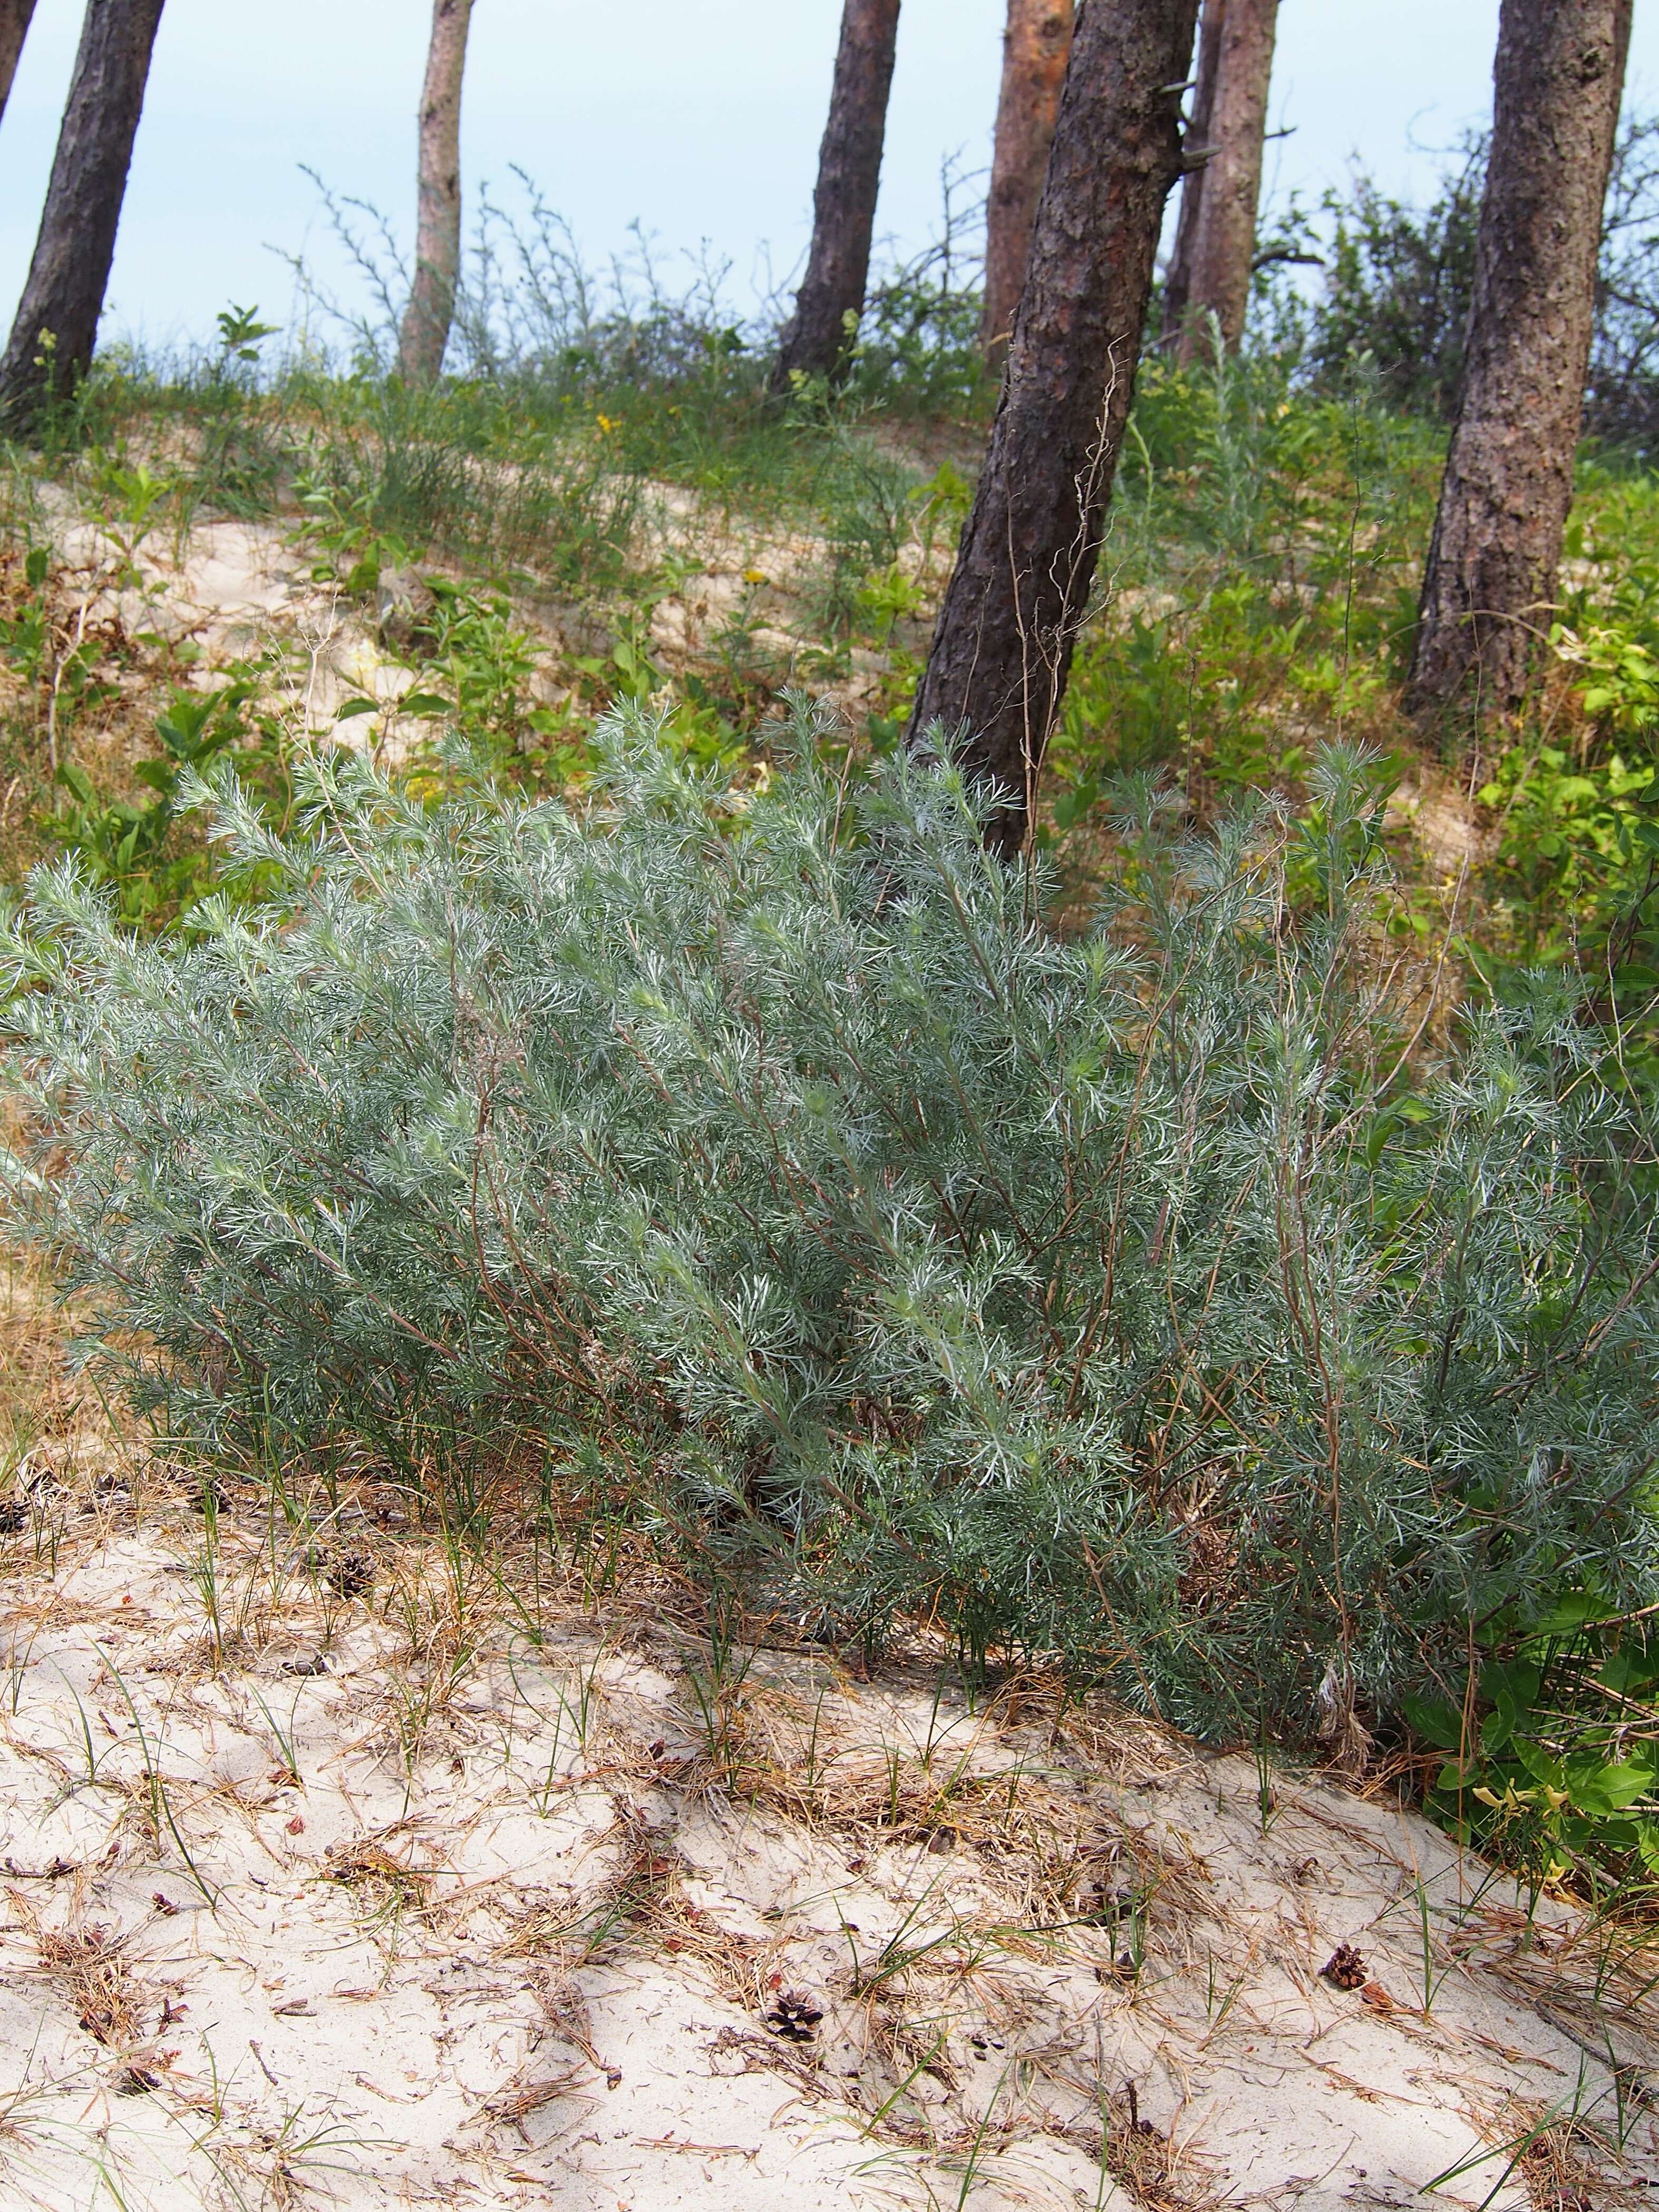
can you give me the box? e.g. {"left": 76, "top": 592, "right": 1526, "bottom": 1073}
{"left": 1321, "top": 1943, "right": 1367, "bottom": 1990}
{"left": 765, "top": 1987, "right": 823, "bottom": 2042}
{"left": 326, "top": 1548, "right": 374, "bottom": 1599}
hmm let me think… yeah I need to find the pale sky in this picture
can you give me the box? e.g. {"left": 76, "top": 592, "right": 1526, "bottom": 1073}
{"left": 0, "top": 1, "right": 1654, "bottom": 356}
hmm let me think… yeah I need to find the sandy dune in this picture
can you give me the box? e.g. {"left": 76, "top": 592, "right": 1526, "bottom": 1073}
{"left": 0, "top": 1443, "right": 1654, "bottom": 2212}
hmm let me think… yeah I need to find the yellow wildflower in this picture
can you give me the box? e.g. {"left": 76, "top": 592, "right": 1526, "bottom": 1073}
{"left": 1471, "top": 1781, "right": 1537, "bottom": 1815}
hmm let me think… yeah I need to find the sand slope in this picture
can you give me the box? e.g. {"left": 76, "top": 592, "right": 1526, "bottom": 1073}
{"left": 0, "top": 1450, "right": 1654, "bottom": 2212}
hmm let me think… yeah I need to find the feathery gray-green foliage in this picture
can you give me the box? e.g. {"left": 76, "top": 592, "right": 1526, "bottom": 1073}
{"left": 6, "top": 704, "right": 1659, "bottom": 1740}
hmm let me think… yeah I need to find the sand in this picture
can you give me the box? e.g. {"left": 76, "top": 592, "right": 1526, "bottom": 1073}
{"left": 0, "top": 1438, "right": 1654, "bottom": 2212}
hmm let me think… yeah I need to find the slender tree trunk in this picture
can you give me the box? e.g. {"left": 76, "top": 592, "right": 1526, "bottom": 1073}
{"left": 1408, "top": 0, "right": 1631, "bottom": 719}
{"left": 1174, "top": 0, "right": 1277, "bottom": 359}
{"left": 908, "top": 0, "right": 1199, "bottom": 853}
{"left": 1161, "top": 0, "right": 1224, "bottom": 344}
{"left": 981, "top": 0, "right": 1074, "bottom": 372}
{"left": 0, "top": 0, "right": 165, "bottom": 434}
{"left": 770, "top": 0, "right": 901, "bottom": 394}
{"left": 399, "top": 0, "right": 473, "bottom": 385}
{"left": 0, "top": 1, "right": 38, "bottom": 130}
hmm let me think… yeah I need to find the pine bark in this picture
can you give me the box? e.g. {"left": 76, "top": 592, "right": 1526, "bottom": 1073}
{"left": 1174, "top": 0, "right": 1276, "bottom": 359}
{"left": 981, "top": 0, "right": 1074, "bottom": 372}
{"left": 399, "top": 0, "right": 473, "bottom": 386}
{"left": 0, "top": 1, "right": 38, "bottom": 129}
{"left": 1161, "top": 0, "right": 1224, "bottom": 344}
{"left": 770, "top": 0, "right": 901, "bottom": 393}
{"left": 0, "top": 0, "right": 166, "bottom": 433}
{"left": 908, "top": 0, "right": 1199, "bottom": 853}
{"left": 1408, "top": 0, "right": 1631, "bottom": 718}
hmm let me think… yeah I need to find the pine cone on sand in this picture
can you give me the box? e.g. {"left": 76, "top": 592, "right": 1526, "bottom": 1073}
{"left": 765, "top": 1987, "right": 823, "bottom": 2041}
{"left": 1321, "top": 1944, "right": 1367, "bottom": 1990}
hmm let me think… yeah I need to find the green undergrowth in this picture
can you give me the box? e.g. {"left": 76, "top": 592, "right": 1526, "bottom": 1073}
{"left": 7, "top": 713, "right": 1659, "bottom": 1769}
{"left": 1409, "top": 1600, "right": 1659, "bottom": 1904}
{"left": 9, "top": 318, "right": 1659, "bottom": 1900}
{"left": 63, "top": 303, "right": 982, "bottom": 584}
{"left": 1042, "top": 352, "right": 1443, "bottom": 830}
{"left": 1469, "top": 472, "right": 1659, "bottom": 1114}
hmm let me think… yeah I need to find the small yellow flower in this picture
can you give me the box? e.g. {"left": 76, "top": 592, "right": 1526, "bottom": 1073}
{"left": 596, "top": 414, "right": 616, "bottom": 434}
{"left": 1472, "top": 1781, "right": 1537, "bottom": 1815}
{"left": 742, "top": 568, "right": 767, "bottom": 586}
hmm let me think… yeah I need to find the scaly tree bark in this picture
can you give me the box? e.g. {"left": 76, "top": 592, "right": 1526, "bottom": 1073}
{"left": 0, "top": 0, "right": 165, "bottom": 434}
{"left": 1409, "top": 0, "right": 1631, "bottom": 718}
{"left": 981, "top": 0, "right": 1074, "bottom": 372}
{"left": 1174, "top": 0, "right": 1277, "bottom": 358}
{"left": 770, "top": 0, "right": 901, "bottom": 393}
{"left": 0, "top": 1, "right": 38, "bottom": 130}
{"left": 1161, "top": 0, "right": 1224, "bottom": 344}
{"left": 399, "top": 0, "right": 473, "bottom": 385}
{"left": 908, "top": 0, "right": 1199, "bottom": 853}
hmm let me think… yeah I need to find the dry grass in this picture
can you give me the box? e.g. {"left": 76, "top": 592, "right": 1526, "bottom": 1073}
{"left": 1517, "top": 2119, "right": 1608, "bottom": 2212}
{"left": 1453, "top": 2094, "right": 1642, "bottom": 2212}
{"left": 32, "top": 1921, "right": 144, "bottom": 2050}
{"left": 0, "top": 1240, "right": 134, "bottom": 1513}
{"left": 322, "top": 1835, "right": 433, "bottom": 1909}
{"left": 1098, "top": 2086, "right": 1226, "bottom": 2212}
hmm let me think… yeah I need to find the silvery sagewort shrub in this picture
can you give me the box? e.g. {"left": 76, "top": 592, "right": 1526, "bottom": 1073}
{"left": 5, "top": 700, "right": 1659, "bottom": 1741}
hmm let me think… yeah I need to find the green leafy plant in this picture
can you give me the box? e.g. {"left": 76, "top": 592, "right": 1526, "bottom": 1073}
{"left": 0, "top": 545, "right": 57, "bottom": 701}
{"left": 214, "top": 303, "right": 279, "bottom": 374}
{"left": 1406, "top": 1596, "right": 1659, "bottom": 1896}
{"left": 49, "top": 684, "right": 253, "bottom": 926}
{"left": 1558, "top": 620, "right": 1659, "bottom": 737}
{"left": 296, "top": 478, "right": 414, "bottom": 598}
{"left": 89, "top": 453, "right": 174, "bottom": 587}
{"left": 1478, "top": 624, "right": 1659, "bottom": 1068}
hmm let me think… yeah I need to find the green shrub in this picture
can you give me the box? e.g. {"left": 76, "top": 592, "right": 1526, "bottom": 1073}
{"left": 1408, "top": 1598, "right": 1659, "bottom": 1894}
{"left": 1046, "top": 356, "right": 1438, "bottom": 824}
{"left": 1300, "top": 114, "right": 1659, "bottom": 458}
{"left": 1304, "top": 149, "right": 1483, "bottom": 422}
{"left": 1478, "top": 625, "right": 1659, "bottom": 1088}
{"left": 49, "top": 684, "right": 256, "bottom": 929}
{"left": 7, "top": 710, "right": 1659, "bottom": 1743}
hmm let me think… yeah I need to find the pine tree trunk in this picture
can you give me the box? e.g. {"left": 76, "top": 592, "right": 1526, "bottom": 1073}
{"left": 0, "top": 0, "right": 165, "bottom": 433}
{"left": 981, "top": 0, "right": 1074, "bottom": 372}
{"left": 1161, "top": 0, "right": 1224, "bottom": 344}
{"left": 0, "top": 1, "right": 38, "bottom": 129}
{"left": 907, "top": 0, "right": 1199, "bottom": 854}
{"left": 770, "top": 0, "right": 901, "bottom": 393}
{"left": 1174, "top": 0, "right": 1276, "bottom": 359}
{"left": 1408, "top": 0, "right": 1631, "bottom": 719}
{"left": 398, "top": 0, "right": 473, "bottom": 386}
